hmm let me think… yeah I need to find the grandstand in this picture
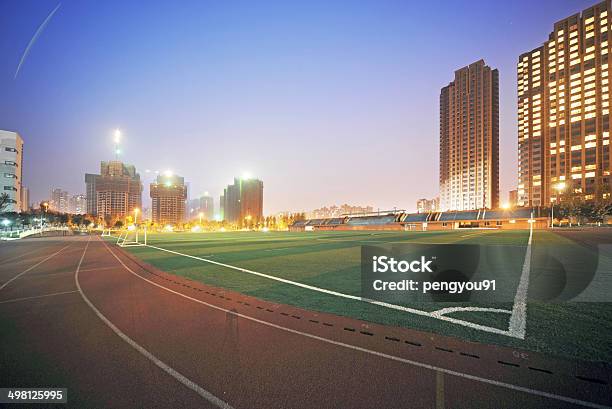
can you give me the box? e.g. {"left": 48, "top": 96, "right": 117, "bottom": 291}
{"left": 289, "top": 207, "right": 549, "bottom": 231}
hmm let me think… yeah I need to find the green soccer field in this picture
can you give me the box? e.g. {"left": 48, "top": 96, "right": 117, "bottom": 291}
{"left": 110, "top": 229, "right": 612, "bottom": 363}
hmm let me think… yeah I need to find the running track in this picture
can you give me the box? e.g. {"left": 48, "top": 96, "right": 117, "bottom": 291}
{"left": 0, "top": 235, "right": 610, "bottom": 408}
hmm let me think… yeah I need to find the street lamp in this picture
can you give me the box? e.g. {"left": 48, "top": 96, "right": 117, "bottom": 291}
{"left": 40, "top": 202, "right": 49, "bottom": 234}
{"left": 133, "top": 208, "right": 140, "bottom": 224}
{"left": 551, "top": 182, "right": 566, "bottom": 228}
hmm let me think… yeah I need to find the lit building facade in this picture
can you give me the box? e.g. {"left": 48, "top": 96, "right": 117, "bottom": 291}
{"left": 518, "top": 1, "right": 612, "bottom": 206}
{"left": 86, "top": 160, "right": 142, "bottom": 219}
{"left": 0, "top": 130, "right": 24, "bottom": 213}
{"left": 440, "top": 60, "right": 500, "bottom": 211}
{"left": 416, "top": 198, "right": 439, "bottom": 213}
{"left": 187, "top": 193, "right": 214, "bottom": 220}
{"left": 150, "top": 173, "right": 187, "bottom": 225}
{"left": 221, "top": 177, "right": 263, "bottom": 224}
{"left": 51, "top": 188, "right": 69, "bottom": 213}
{"left": 69, "top": 194, "right": 87, "bottom": 214}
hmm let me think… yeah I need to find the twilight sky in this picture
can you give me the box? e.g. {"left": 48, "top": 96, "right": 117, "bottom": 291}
{"left": 0, "top": 0, "right": 598, "bottom": 214}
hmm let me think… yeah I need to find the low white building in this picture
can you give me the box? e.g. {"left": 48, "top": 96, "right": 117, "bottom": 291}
{"left": 0, "top": 130, "right": 24, "bottom": 213}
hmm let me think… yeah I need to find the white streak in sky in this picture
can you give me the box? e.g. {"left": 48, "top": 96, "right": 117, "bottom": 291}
{"left": 14, "top": 3, "right": 62, "bottom": 79}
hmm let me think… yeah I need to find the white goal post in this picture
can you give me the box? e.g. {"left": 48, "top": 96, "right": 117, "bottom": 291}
{"left": 116, "top": 225, "right": 147, "bottom": 247}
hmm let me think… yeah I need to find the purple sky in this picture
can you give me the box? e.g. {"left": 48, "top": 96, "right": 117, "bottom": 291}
{"left": 0, "top": 0, "right": 597, "bottom": 214}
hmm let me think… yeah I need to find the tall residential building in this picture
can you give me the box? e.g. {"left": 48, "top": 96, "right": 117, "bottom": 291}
{"left": 219, "top": 194, "right": 225, "bottom": 220}
{"left": 221, "top": 177, "right": 264, "bottom": 224}
{"left": 85, "top": 173, "right": 98, "bottom": 214}
{"left": 416, "top": 198, "right": 439, "bottom": 213}
{"left": 439, "top": 60, "right": 500, "bottom": 211}
{"left": 85, "top": 160, "right": 142, "bottom": 220}
{"left": 186, "top": 193, "right": 214, "bottom": 220}
{"left": 0, "top": 130, "right": 23, "bottom": 213}
{"left": 150, "top": 173, "right": 187, "bottom": 225}
{"left": 518, "top": 1, "right": 612, "bottom": 206}
{"left": 508, "top": 189, "right": 518, "bottom": 207}
{"left": 309, "top": 204, "right": 374, "bottom": 219}
{"left": 50, "top": 188, "right": 69, "bottom": 213}
{"left": 20, "top": 186, "right": 29, "bottom": 211}
{"left": 69, "top": 194, "right": 87, "bottom": 214}
{"left": 199, "top": 193, "right": 214, "bottom": 220}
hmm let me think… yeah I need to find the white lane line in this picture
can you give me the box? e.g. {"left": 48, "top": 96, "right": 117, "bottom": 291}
{"left": 76, "top": 237, "right": 234, "bottom": 409}
{"left": 77, "top": 266, "right": 122, "bottom": 273}
{"left": 0, "top": 245, "right": 71, "bottom": 291}
{"left": 0, "top": 247, "right": 45, "bottom": 265}
{"left": 144, "top": 243, "right": 516, "bottom": 337}
{"left": 102, "top": 239, "right": 609, "bottom": 409}
{"left": 0, "top": 290, "right": 78, "bottom": 305}
{"left": 508, "top": 222, "right": 534, "bottom": 339}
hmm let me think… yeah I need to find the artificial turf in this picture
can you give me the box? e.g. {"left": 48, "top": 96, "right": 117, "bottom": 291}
{"left": 110, "top": 229, "right": 612, "bottom": 363}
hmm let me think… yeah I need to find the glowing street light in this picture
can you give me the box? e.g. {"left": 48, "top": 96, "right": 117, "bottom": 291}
{"left": 114, "top": 129, "right": 122, "bottom": 159}
{"left": 555, "top": 182, "right": 566, "bottom": 193}
{"left": 551, "top": 182, "right": 567, "bottom": 228}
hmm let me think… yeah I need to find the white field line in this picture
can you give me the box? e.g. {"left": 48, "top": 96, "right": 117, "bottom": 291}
{"left": 103, "top": 239, "right": 609, "bottom": 409}
{"left": 508, "top": 222, "right": 534, "bottom": 339}
{"left": 460, "top": 231, "right": 491, "bottom": 238}
{"left": 143, "top": 243, "right": 518, "bottom": 338}
{"left": 431, "top": 306, "right": 512, "bottom": 317}
{"left": 76, "top": 237, "right": 234, "bottom": 409}
{"left": 0, "top": 290, "right": 78, "bottom": 305}
{"left": 0, "top": 245, "right": 71, "bottom": 291}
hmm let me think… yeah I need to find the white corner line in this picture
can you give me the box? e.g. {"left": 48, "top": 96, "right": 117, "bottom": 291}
{"left": 431, "top": 306, "right": 512, "bottom": 317}
{"left": 508, "top": 221, "right": 534, "bottom": 339}
{"left": 76, "top": 236, "right": 234, "bottom": 409}
{"left": 103, "top": 238, "right": 609, "bottom": 409}
{"left": 0, "top": 244, "right": 71, "bottom": 291}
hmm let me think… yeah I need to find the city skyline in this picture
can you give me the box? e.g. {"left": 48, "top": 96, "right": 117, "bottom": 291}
{"left": 0, "top": 0, "right": 600, "bottom": 214}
